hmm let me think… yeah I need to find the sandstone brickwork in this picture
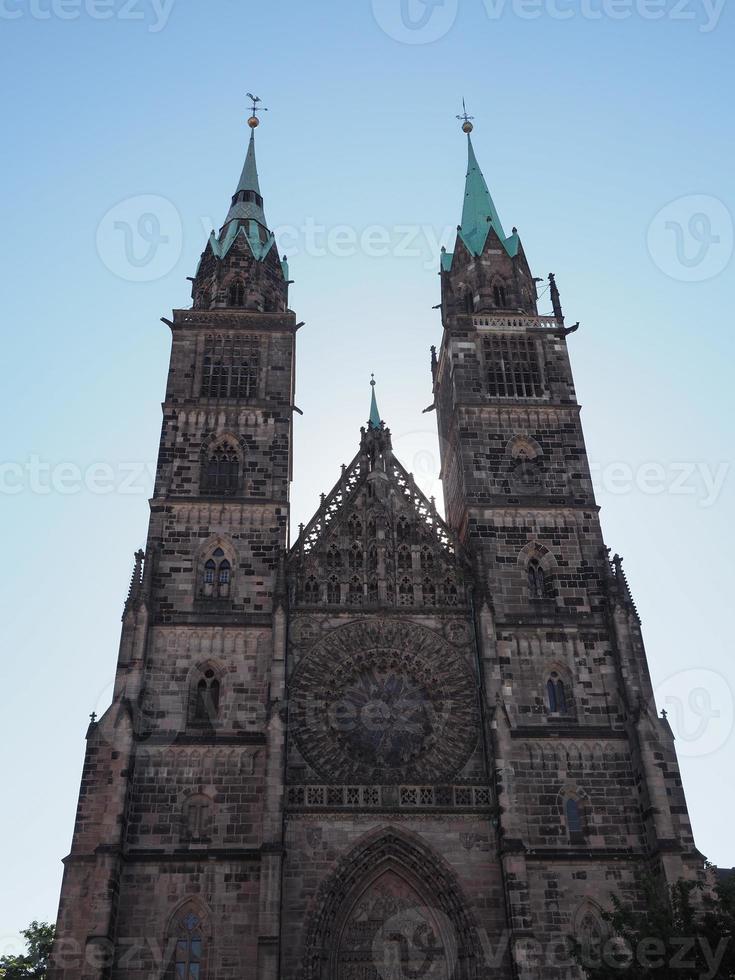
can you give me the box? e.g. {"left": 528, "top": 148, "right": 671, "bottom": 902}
{"left": 49, "top": 124, "right": 705, "bottom": 980}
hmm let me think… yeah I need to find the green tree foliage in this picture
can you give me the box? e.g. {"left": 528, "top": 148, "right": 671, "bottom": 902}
{"left": 571, "top": 873, "right": 735, "bottom": 979}
{"left": 0, "top": 922, "right": 55, "bottom": 979}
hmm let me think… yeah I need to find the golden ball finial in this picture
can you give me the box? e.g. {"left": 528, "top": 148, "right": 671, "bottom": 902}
{"left": 248, "top": 115, "right": 260, "bottom": 129}
{"left": 462, "top": 120, "right": 474, "bottom": 134}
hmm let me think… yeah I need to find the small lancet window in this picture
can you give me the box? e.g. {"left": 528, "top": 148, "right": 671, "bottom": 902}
{"left": 327, "top": 576, "right": 341, "bottom": 604}
{"left": 218, "top": 560, "right": 231, "bottom": 597}
{"left": 202, "top": 442, "right": 240, "bottom": 496}
{"left": 193, "top": 669, "right": 220, "bottom": 724}
{"left": 566, "top": 798, "right": 585, "bottom": 842}
{"left": 348, "top": 577, "right": 363, "bottom": 604}
{"left": 397, "top": 545, "right": 412, "bottom": 572}
{"left": 528, "top": 559, "right": 547, "bottom": 599}
{"left": 420, "top": 546, "right": 434, "bottom": 572}
{"left": 493, "top": 284, "right": 507, "bottom": 308}
{"left": 422, "top": 578, "right": 436, "bottom": 605}
{"left": 398, "top": 577, "right": 414, "bottom": 606}
{"left": 347, "top": 515, "right": 363, "bottom": 540}
{"left": 348, "top": 544, "right": 363, "bottom": 572}
{"left": 396, "top": 516, "right": 411, "bottom": 543}
{"left": 367, "top": 578, "right": 379, "bottom": 603}
{"left": 303, "top": 576, "right": 319, "bottom": 602}
{"left": 443, "top": 578, "right": 459, "bottom": 606}
{"left": 547, "top": 672, "right": 567, "bottom": 714}
{"left": 229, "top": 280, "right": 245, "bottom": 307}
{"left": 172, "top": 910, "right": 204, "bottom": 979}
{"left": 326, "top": 547, "right": 342, "bottom": 572}
{"left": 202, "top": 549, "right": 232, "bottom": 599}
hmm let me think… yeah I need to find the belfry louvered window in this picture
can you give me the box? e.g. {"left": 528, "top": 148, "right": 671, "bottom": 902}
{"left": 201, "top": 334, "right": 259, "bottom": 399}
{"left": 484, "top": 334, "right": 545, "bottom": 398}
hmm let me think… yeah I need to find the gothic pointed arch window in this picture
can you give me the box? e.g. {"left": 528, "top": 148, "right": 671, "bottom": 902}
{"left": 368, "top": 545, "right": 378, "bottom": 572}
{"left": 303, "top": 575, "right": 319, "bottom": 603}
{"left": 327, "top": 576, "right": 341, "bottom": 604}
{"left": 420, "top": 545, "right": 434, "bottom": 573}
{"left": 397, "top": 545, "right": 412, "bottom": 572}
{"left": 203, "top": 559, "right": 216, "bottom": 592}
{"left": 201, "top": 334, "right": 259, "bottom": 400}
{"left": 422, "top": 578, "right": 436, "bottom": 606}
{"left": 215, "top": 559, "right": 230, "bottom": 598}
{"left": 528, "top": 558, "right": 548, "bottom": 599}
{"left": 493, "top": 283, "right": 507, "bottom": 308}
{"left": 191, "top": 667, "right": 221, "bottom": 725}
{"left": 574, "top": 903, "right": 606, "bottom": 969}
{"left": 326, "top": 546, "right": 342, "bottom": 572}
{"left": 229, "top": 279, "right": 245, "bottom": 307}
{"left": 565, "top": 796, "right": 586, "bottom": 844}
{"left": 200, "top": 546, "right": 233, "bottom": 600}
{"left": 398, "top": 577, "right": 414, "bottom": 606}
{"left": 347, "top": 514, "right": 363, "bottom": 540}
{"left": 201, "top": 439, "right": 241, "bottom": 496}
{"left": 167, "top": 905, "right": 208, "bottom": 980}
{"left": 367, "top": 578, "right": 379, "bottom": 603}
{"left": 348, "top": 544, "right": 363, "bottom": 573}
{"left": 443, "top": 577, "right": 459, "bottom": 606}
{"left": 348, "top": 576, "right": 363, "bottom": 604}
{"left": 547, "top": 671, "right": 568, "bottom": 714}
{"left": 396, "top": 516, "right": 411, "bottom": 544}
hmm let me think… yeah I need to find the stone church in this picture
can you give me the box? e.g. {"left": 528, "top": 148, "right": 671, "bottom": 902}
{"left": 50, "top": 107, "right": 706, "bottom": 979}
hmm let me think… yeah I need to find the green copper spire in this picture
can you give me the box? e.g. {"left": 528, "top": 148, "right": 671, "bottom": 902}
{"left": 223, "top": 130, "right": 267, "bottom": 228}
{"left": 237, "top": 130, "right": 262, "bottom": 196}
{"left": 459, "top": 133, "right": 507, "bottom": 256}
{"left": 369, "top": 375, "right": 382, "bottom": 428}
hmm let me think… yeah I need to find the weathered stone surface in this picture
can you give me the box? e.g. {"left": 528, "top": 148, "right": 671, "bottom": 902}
{"left": 50, "top": 131, "right": 705, "bottom": 980}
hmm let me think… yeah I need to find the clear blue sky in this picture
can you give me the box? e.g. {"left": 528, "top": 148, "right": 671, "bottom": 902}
{"left": 1, "top": 0, "right": 733, "bottom": 952}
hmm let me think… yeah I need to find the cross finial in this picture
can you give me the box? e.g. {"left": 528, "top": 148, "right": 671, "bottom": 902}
{"left": 457, "top": 98, "right": 474, "bottom": 134}
{"left": 246, "top": 92, "right": 268, "bottom": 129}
{"left": 89, "top": 711, "right": 97, "bottom": 724}
{"left": 370, "top": 373, "right": 376, "bottom": 387}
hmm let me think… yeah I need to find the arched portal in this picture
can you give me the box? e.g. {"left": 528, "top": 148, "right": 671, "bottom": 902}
{"left": 302, "top": 829, "right": 482, "bottom": 980}
{"left": 336, "top": 868, "right": 455, "bottom": 979}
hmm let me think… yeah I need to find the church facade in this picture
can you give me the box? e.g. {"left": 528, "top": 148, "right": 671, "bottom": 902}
{"left": 50, "top": 110, "right": 705, "bottom": 980}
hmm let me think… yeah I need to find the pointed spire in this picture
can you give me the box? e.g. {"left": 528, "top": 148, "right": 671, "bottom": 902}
{"left": 369, "top": 374, "right": 382, "bottom": 428}
{"left": 222, "top": 129, "right": 267, "bottom": 229}
{"left": 460, "top": 132, "right": 508, "bottom": 256}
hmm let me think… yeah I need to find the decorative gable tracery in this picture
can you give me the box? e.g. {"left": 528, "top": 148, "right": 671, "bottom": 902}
{"left": 290, "top": 432, "right": 466, "bottom": 609}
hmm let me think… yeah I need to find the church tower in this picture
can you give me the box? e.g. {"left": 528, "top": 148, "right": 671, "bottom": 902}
{"left": 51, "top": 103, "right": 297, "bottom": 979}
{"left": 430, "top": 113, "right": 706, "bottom": 976}
{"left": 51, "top": 108, "right": 705, "bottom": 980}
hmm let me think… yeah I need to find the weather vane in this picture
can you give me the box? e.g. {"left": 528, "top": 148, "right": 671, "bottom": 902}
{"left": 246, "top": 92, "right": 268, "bottom": 129}
{"left": 456, "top": 98, "right": 474, "bottom": 134}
